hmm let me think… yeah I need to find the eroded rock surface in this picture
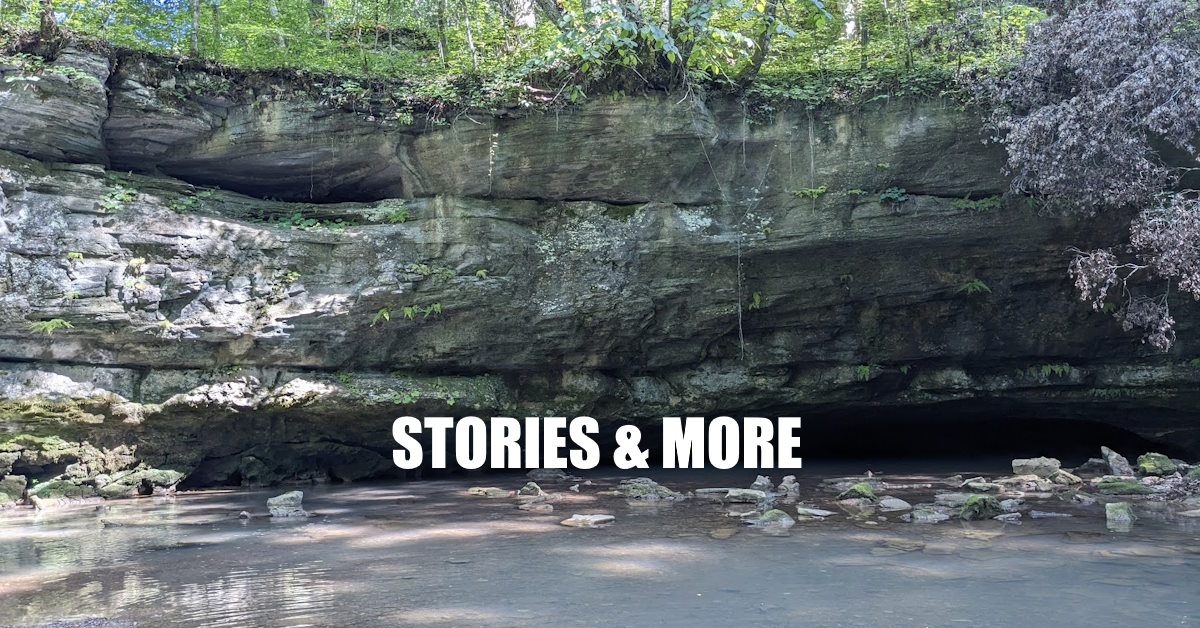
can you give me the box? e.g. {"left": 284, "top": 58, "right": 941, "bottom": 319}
{"left": 2, "top": 47, "right": 1199, "bottom": 494}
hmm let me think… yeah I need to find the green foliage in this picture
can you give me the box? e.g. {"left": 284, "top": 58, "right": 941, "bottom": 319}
{"left": 277, "top": 212, "right": 352, "bottom": 231}
{"left": 846, "top": 189, "right": 867, "bottom": 196}
{"left": 384, "top": 207, "right": 410, "bottom": 223}
{"left": 100, "top": 184, "right": 137, "bottom": 212}
{"left": 475, "top": 269, "right": 488, "bottom": 279}
{"left": 64, "top": 290, "right": 81, "bottom": 300}
{"left": 898, "top": 365, "right": 911, "bottom": 375}
{"left": 793, "top": 185, "right": 828, "bottom": 199}
{"left": 956, "top": 278, "right": 991, "bottom": 296}
{"left": 168, "top": 194, "right": 201, "bottom": 212}
{"left": 952, "top": 195, "right": 1004, "bottom": 212}
{"left": 336, "top": 372, "right": 353, "bottom": 384}
{"left": 748, "top": 291, "right": 763, "bottom": 310}
{"left": 397, "top": 303, "right": 443, "bottom": 320}
{"left": 371, "top": 307, "right": 391, "bottom": 326}
{"left": 66, "top": 251, "right": 83, "bottom": 261}
{"left": 879, "top": 187, "right": 908, "bottom": 205}
{"left": 28, "top": 319, "right": 73, "bottom": 335}
{"left": 854, "top": 364, "right": 876, "bottom": 381}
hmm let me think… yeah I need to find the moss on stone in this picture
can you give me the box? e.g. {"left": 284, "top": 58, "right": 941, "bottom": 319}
{"left": 836, "top": 481, "right": 876, "bottom": 501}
{"left": 960, "top": 494, "right": 1003, "bottom": 520}
{"left": 1136, "top": 452, "right": 1177, "bottom": 476}
{"left": 1095, "top": 478, "right": 1154, "bottom": 495}
{"left": 29, "top": 479, "right": 95, "bottom": 499}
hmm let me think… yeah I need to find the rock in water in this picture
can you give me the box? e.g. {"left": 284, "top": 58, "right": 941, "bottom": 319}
{"left": 796, "top": 506, "right": 838, "bottom": 518}
{"left": 617, "top": 477, "right": 684, "bottom": 501}
{"left": 750, "top": 475, "right": 775, "bottom": 493}
{"left": 725, "top": 488, "right": 769, "bottom": 503}
{"left": 904, "top": 508, "right": 950, "bottom": 523}
{"left": 267, "top": 490, "right": 307, "bottom": 517}
{"left": 836, "top": 482, "right": 876, "bottom": 501}
{"left": 1106, "top": 502, "right": 1136, "bottom": 531}
{"left": 1136, "top": 453, "right": 1178, "bottom": 476}
{"left": 878, "top": 497, "right": 912, "bottom": 512}
{"left": 1101, "top": 446, "right": 1135, "bottom": 476}
{"left": 747, "top": 509, "right": 795, "bottom": 531}
{"left": 467, "top": 486, "right": 510, "bottom": 498}
{"left": 961, "top": 495, "right": 1004, "bottom": 521}
{"left": 777, "top": 475, "right": 800, "bottom": 495}
{"left": 1011, "top": 457, "right": 1061, "bottom": 477}
{"left": 517, "top": 482, "right": 546, "bottom": 497}
{"left": 1095, "top": 477, "right": 1154, "bottom": 495}
{"left": 993, "top": 513, "right": 1022, "bottom": 523}
{"left": 1073, "top": 458, "right": 1110, "bottom": 475}
{"left": 0, "top": 475, "right": 28, "bottom": 506}
{"left": 560, "top": 514, "right": 614, "bottom": 528}
{"left": 528, "top": 468, "right": 578, "bottom": 482}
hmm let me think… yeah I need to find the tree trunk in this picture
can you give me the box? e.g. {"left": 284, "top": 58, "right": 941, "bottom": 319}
{"left": 532, "top": 0, "right": 565, "bottom": 26}
{"left": 738, "top": 0, "right": 778, "bottom": 86}
{"left": 38, "top": 0, "right": 57, "bottom": 40}
{"left": 190, "top": 0, "right": 200, "bottom": 56}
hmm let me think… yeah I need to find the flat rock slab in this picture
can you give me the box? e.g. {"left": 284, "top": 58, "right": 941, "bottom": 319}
{"left": 560, "top": 514, "right": 615, "bottom": 528}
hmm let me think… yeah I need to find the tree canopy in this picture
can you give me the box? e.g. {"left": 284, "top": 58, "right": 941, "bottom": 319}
{"left": 2, "top": 0, "right": 1042, "bottom": 103}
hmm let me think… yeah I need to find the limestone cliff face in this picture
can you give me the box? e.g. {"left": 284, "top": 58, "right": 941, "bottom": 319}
{"left": 1, "top": 46, "right": 1197, "bottom": 497}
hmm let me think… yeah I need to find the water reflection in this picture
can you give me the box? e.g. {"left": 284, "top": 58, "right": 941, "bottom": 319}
{"left": 0, "top": 470, "right": 1197, "bottom": 626}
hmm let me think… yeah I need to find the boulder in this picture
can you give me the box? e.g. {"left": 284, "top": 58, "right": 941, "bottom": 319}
{"left": 961, "top": 495, "right": 1004, "bottom": 521}
{"left": 267, "top": 490, "right": 308, "bottom": 517}
{"left": 778, "top": 475, "right": 800, "bottom": 494}
{"left": 617, "top": 477, "right": 684, "bottom": 501}
{"left": 1012, "top": 457, "right": 1061, "bottom": 477}
{"left": 835, "top": 482, "right": 876, "bottom": 501}
{"left": 0, "top": 475, "right": 27, "bottom": 505}
{"left": 1101, "top": 446, "right": 1135, "bottom": 476}
{"left": 1136, "top": 453, "right": 1178, "bottom": 476}
{"left": 750, "top": 475, "right": 775, "bottom": 493}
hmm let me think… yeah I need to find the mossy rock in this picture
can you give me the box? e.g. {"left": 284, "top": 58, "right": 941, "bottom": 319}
{"left": 0, "top": 475, "right": 28, "bottom": 504}
{"left": 960, "top": 494, "right": 1004, "bottom": 520}
{"left": 28, "top": 479, "right": 96, "bottom": 499}
{"left": 1187, "top": 468, "right": 1200, "bottom": 479}
{"left": 1095, "top": 478, "right": 1153, "bottom": 495}
{"left": 1136, "top": 453, "right": 1177, "bottom": 476}
{"left": 618, "top": 477, "right": 683, "bottom": 500}
{"left": 836, "top": 481, "right": 876, "bottom": 501}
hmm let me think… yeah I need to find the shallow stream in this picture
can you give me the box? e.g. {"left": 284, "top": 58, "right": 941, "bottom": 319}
{"left": 2, "top": 462, "right": 1198, "bottom": 627}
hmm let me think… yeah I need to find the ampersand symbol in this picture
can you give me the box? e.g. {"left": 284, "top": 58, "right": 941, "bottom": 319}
{"left": 613, "top": 425, "right": 649, "bottom": 469}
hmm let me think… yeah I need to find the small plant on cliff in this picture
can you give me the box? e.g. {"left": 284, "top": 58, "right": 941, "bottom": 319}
{"left": 371, "top": 307, "right": 391, "bottom": 326}
{"left": 380, "top": 206, "right": 410, "bottom": 224}
{"left": 854, "top": 364, "right": 876, "bottom": 382}
{"left": 100, "top": 184, "right": 137, "bottom": 212}
{"left": 879, "top": 187, "right": 909, "bottom": 208}
{"left": 475, "top": 269, "right": 488, "bottom": 279}
{"left": 793, "top": 186, "right": 828, "bottom": 200}
{"left": 956, "top": 278, "right": 991, "bottom": 296}
{"left": 748, "top": 292, "right": 763, "bottom": 311}
{"left": 952, "top": 196, "right": 1004, "bottom": 212}
{"left": 66, "top": 251, "right": 83, "bottom": 262}
{"left": 28, "top": 319, "right": 73, "bottom": 335}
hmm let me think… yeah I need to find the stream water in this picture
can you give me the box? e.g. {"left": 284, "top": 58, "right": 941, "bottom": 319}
{"left": 1, "top": 462, "right": 1198, "bottom": 627}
